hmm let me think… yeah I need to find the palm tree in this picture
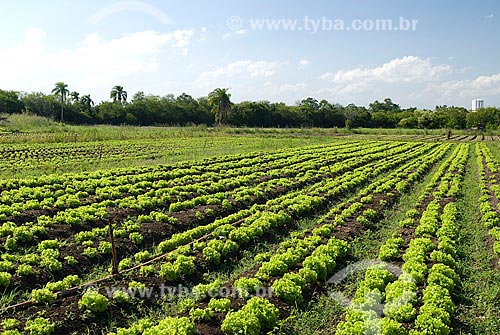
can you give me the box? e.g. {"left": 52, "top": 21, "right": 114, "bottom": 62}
{"left": 51, "top": 82, "right": 69, "bottom": 122}
{"left": 70, "top": 91, "right": 80, "bottom": 103}
{"left": 110, "top": 85, "right": 127, "bottom": 103}
{"left": 208, "top": 88, "right": 232, "bottom": 126}
{"left": 80, "top": 94, "right": 94, "bottom": 115}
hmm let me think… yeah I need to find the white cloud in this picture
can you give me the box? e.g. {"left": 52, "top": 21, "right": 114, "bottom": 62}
{"left": 486, "top": 13, "right": 494, "bottom": 19}
{"left": 0, "top": 29, "right": 46, "bottom": 80}
{"left": 264, "top": 81, "right": 307, "bottom": 94}
{"left": 458, "top": 66, "right": 473, "bottom": 74}
{"left": 175, "top": 60, "right": 288, "bottom": 100}
{"left": 298, "top": 59, "right": 310, "bottom": 69}
{"left": 222, "top": 29, "right": 248, "bottom": 40}
{"left": 0, "top": 28, "right": 195, "bottom": 100}
{"left": 198, "top": 27, "right": 208, "bottom": 42}
{"left": 314, "top": 56, "right": 454, "bottom": 106}
{"left": 318, "top": 82, "right": 372, "bottom": 97}
{"left": 51, "top": 30, "right": 194, "bottom": 74}
{"left": 433, "top": 73, "right": 500, "bottom": 99}
{"left": 198, "top": 60, "right": 280, "bottom": 82}
{"left": 320, "top": 56, "right": 452, "bottom": 84}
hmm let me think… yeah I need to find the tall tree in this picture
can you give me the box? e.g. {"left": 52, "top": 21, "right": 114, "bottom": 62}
{"left": 369, "top": 98, "right": 400, "bottom": 113}
{"left": 208, "top": 88, "right": 232, "bottom": 125}
{"left": 69, "top": 91, "right": 80, "bottom": 103}
{"left": 300, "top": 97, "right": 320, "bottom": 127}
{"left": 110, "top": 85, "right": 127, "bottom": 104}
{"left": 51, "top": 82, "right": 69, "bottom": 122}
{"left": 80, "top": 95, "right": 94, "bottom": 115}
{"left": 22, "top": 92, "right": 59, "bottom": 119}
{"left": 0, "top": 90, "right": 23, "bottom": 114}
{"left": 132, "top": 91, "right": 146, "bottom": 102}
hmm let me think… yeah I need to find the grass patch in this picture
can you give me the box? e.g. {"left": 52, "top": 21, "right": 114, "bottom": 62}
{"left": 276, "top": 295, "right": 345, "bottom": 335}
{"left": 0, "top": 113, "right": 492, "bottom": 144}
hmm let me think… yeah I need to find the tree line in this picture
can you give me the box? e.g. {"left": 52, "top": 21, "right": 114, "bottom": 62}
{"left": 0, "top": 83, "right": 498, "bottom": 129}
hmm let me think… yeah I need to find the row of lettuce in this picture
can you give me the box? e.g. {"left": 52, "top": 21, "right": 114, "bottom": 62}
{"left": 0, "top": 142, "right": 444, "bottom": 334}
{"left": 476, "top": 143, "right": 500, "bottom": 261}
{"left": 16, "top": 142, "right": 426, "bottom": 300}
{"left": 68, "top": 144, "right": 454, "bottom": 334}
{"left": 0, "top": 142, "right": 407, "bottom": 295}
{"left": 0, "top": 137, "right": 300, "bottom": 175}
{"left": 336, "top": 144, "right": 468, "bottom": 335}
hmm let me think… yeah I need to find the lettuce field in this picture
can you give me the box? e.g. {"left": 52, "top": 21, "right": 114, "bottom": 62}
{"left": 0, "top": 135, "right": 499, "bottom": 335}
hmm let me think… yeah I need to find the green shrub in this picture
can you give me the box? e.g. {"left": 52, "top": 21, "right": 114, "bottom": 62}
{"left": 139, "top": 265, "right": 156, "bottom": 276}
{"left": 45, "top": 281, "right": 66, "bottom": 292}
{"left": 0, "top": 271, "right": 12, "bottom": 287}
{"left": 379, "top": 237, "right": 404, "bottom": 261}
{"left": 24, "top": 317, "right": 55, "bottom": 335}
{"left": 17, "top": 264, "right": 34, "bottom": 276}
{"left": 64, "top": 255, "right": 76, "bottom": 265}
{"left": 356, "top": 215, "right": 371, "bottom": 227}
{"left": 271, "top": 278, "right": 303, "bottom": 304}
{"left": 282, "top": 272, "right": 306, "bottom": 288}
{"left": 62, "top": 275, "right": 80, "bottom": 287}
{"left": 207, "top": 298, "right": 231, "bottom": 313}
{"left": 159, "top": 256, "right": 195, "bottom": 281}
{"left": 113, "top": 290, "right": 131, "bottom": 304}
{"left": 98, "top": 241, "right": 112, "bottom": 255}
{"left": 202, "top": 247, "right": 221, "bottom": 264}
{"left": 0, "top": 260, "right": 13, "bottom": 272}
{"left": 190, "top": 307, "right": 214, "bottom": 322}
{"left": 134, "top": 250, "right": 151, "bottom": 263}
{"left": 118, "top": 258, "right": 133, "bottom": 271}
{"left": 31, "top": 288, "right": 57, "bottom": 304}
{"left": 78, "top": 289, "right": 109, "bottom": 312}
{"left": 234, "top": 277, "right": 263, "bottom": 299}
{"left": 363, "top": 208, "right": 377, "bottom": 220}
{"left": 129, "top": 232, "right": 144, "bottom": 245}
{"left": 141, "top": 316, "right": 194, "bottom": 335}
{"left": 1, "top": 318, "right": 19, "bottom": 330}
{"left": 298, "top": 267, "right": 318, "bottom": 284}
{"left": 83, "top": 247, "right": 98, "bottom": 258}
{"left": 221, "top": 297, "right": 278, "bottom": 335}
{"left": 192, "top": 279, "right": 223, "bottom": 301}
{"left": 179, "top": 298, "right": 196, "bottom": 312}
{"left": 37, "top": 239, "right": 59, "bottom": 251}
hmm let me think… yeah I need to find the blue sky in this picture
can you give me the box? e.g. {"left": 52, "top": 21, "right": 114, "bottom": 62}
{"left": 0, "top": 0, "right": 499, "bottom": 108}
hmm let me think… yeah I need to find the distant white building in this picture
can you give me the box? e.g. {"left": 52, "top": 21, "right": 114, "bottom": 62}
{"left": 472, "top": 99, "right": 484, "bottom": 111}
